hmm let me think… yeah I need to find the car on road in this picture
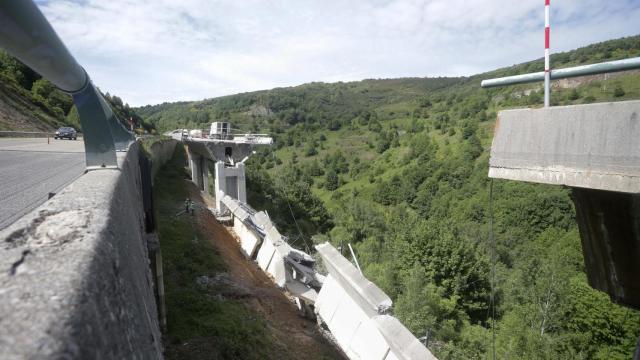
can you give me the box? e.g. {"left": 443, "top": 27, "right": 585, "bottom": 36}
{"left": 54, "top": 127, "right": 77, "bottom": 140}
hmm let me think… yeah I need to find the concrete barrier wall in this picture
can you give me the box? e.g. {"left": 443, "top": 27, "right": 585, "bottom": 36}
{"left": 144, "top": 138, "right": 177, "bottom": 179}
{"left": 0, "top": 143, "right": 163, "bottom": 359}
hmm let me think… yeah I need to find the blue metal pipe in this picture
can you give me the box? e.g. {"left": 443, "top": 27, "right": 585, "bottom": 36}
{"left": 481, "top": 57, "right": 640, "bottom": 88}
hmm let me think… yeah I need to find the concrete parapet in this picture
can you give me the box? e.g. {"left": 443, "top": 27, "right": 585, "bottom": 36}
{"left": 143, "top": 138, "right": 177, "bottom": 179}
{"left": 489, "top": 100, "right": 640, "bottom": 193}
{"left": 0, "top": 143, "right": 162, "bottom": 359}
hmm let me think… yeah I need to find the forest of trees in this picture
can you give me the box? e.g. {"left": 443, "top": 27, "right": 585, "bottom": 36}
{"left": 138, "top": 35, "right": 640, "bottom": 358}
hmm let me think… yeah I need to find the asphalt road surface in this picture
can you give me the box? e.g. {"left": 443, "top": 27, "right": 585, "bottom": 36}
{"left": 0, "top": 138, "right": 85, "bottom": 230}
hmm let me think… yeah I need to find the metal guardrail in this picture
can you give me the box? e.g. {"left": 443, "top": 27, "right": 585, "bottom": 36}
{"left": 0, "top": 131, "right": 85, "bottom": 139}
{"left": 0, "top": 1, "right": 134, "bottom": 168}
{"left": 481, "top": 57, "right": 640, "bottom": 88}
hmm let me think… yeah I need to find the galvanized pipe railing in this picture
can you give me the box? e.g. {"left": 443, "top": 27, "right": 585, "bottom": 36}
{"left": 0, "top": 0, "right": 134, "bottom": 168}
{"left": 481, "top": 57, "right": 640, "bottom": 88}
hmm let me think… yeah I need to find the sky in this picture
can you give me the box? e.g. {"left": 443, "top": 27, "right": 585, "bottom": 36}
{"left": 35, "top": 0, "right": 640, "bottom": 106}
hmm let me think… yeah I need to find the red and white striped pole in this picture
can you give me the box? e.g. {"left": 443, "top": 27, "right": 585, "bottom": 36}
{"left": 544, "top": 0, "right": 551, "bottom": 107}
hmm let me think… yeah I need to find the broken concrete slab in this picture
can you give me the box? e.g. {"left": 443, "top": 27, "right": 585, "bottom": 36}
{"left": 316, "top": 242, "right": 392, "bottom": 316}
{"left": 285, "top": 279, "right": 318, "bottom": 303}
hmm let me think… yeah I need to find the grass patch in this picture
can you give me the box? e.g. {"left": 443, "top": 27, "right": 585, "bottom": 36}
{"left": 154, "top": 147, "right": 281, "bottom": 359}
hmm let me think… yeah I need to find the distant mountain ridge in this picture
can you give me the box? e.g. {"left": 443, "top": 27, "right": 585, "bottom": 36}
{"left": 136, "top": 35, "right": 639, "bottom": 133}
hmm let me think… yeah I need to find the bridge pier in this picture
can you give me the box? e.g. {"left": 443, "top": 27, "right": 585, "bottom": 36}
{"left": 489, "top": 101, "right": 640, "bottom": 309}
{"left": 237, "top": 162, "right": 247, "bottom": 203}
{"left": 187, "top": 148, "right": 208, "bottom": 192}
{"left": 213, "top": 161, "right": 247, "bottom": 213}
{"left": 215, "top": 161, "right": 226, "bottom": 212}
{"left": 202, "top": 159, "right": 210, "bottom": 194}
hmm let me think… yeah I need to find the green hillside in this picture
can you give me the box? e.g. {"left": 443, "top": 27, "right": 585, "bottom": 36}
{"left": 0, "top": 49, "right": 153, "bottom": 134}
{"left": 137, "top": 35, "right": 640, "bottom": 359}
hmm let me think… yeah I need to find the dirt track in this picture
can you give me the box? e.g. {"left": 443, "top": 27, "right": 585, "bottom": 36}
{"left": 189, "top": 186, "right": 345, "bottom": 359}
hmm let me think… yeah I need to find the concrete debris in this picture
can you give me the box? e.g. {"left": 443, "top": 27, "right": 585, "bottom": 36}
{"left": 285, "top": 279, "right": 318, "bottom": 303}
{"left": 316, "top": 242, "right": 392, "bottom": 316}
{"left": 210, "top": 182, "right": 436, "bottom": 359}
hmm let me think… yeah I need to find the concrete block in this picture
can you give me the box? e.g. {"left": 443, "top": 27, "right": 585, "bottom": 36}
{"left": 253, "top": 211, "right": 271, "bottom": 229}
{"left": 266, "top": 251, "right": 287, "bottom": 287}
{"left": 318, "top": 274, "right": 393, "bottom": 360}
{"left": 489, "top": 100, "right": 640, "bottom": 193}
{"left": 265, "top": 225, "right": 283, "bottom": 245}
{"left": 256, "top": 236, "right": 276, "bottom": 271}
{"left": 350, "top": 318, "right": 390, "bottom": 360}
{"left": 329, "top": 289, "right": 369, "bottom": 359}
{"left": 316, "top": 242, "right": 392, "bottom": 316}
{"left": 316, "top": 275, "right": 435, "bottom": 360}
{"left": 232, "top": 206, "right": 250, "bottom": 223}
{"left": 233, "top": 218, "right": 262, "bottom": 259}
{"left": 285, "top": 279, "right": 318, "bottom": 303}
{"left": 316, "top": 274, "right": 346, "bottom": 323}
{"left": 221, "top": 195, "right": 239, "bottom": 214}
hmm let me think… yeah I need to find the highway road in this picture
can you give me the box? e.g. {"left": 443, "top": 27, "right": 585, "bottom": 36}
{"left": 0, "top": 138, "right": 85, "bottom": 230}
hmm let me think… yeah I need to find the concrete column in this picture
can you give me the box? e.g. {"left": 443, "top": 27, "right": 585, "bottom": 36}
{"left": 193, "top": 154, "right": 203, "bottom": 190}
{"left": 573, "top": 188, "right": 640, "bottom": 308}
{"left": 214, "top": 161, "right": 226, "bottom": 212}
{"left": 187, "top": 148, "right": 197, "bottom": 184}
{"left": 197, "top": 156, "right": 205, "bottom": 192}
{"left": 187, "top": 148, "right": 204, "bottom": 190}
{"left": 202, "top": 160, "right": 210, "bottom": 195}
{"left": 236, "top": 162, "right": 247, "bottom": 203}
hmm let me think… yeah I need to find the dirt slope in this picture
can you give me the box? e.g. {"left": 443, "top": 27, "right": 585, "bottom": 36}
{"left": 165, "top": 178, "right": 345, "bottom": 359}
{"left": 0, "top": 80, "right": 62, "bottom": 132}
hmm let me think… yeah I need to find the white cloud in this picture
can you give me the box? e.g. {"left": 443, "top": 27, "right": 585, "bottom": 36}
{"left": 35, "top": 0, "right": 640, "bottom": 106}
